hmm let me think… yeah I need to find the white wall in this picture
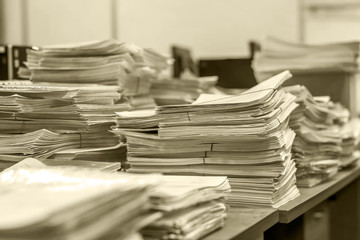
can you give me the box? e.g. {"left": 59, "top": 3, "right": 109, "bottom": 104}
{"left": 1, "top": 0, "right": 25, "bottom": 44}
{"left": 27, "top": 0, "right": 113, "bottom": 45}
{"left": 303, "top": 0, "right": 360, "bottom": 43}
{"left": 1, "top": 0, "right": 300, "bottom": 57}
{"left": 1, "top": 0, "right": 113, "bottom": 46}
{"left": 116, "top": 0, "right": 300, "bottom": 58}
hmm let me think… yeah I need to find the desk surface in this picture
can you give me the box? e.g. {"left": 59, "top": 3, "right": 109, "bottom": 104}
{"left": 279, "top": 162, "right": 360, "bottom": 223}
{"left": 204, "top": 162, "right": 360, "bottom": 239}
{"left": 204, "top": 207, "right": 278, "bottom": 240}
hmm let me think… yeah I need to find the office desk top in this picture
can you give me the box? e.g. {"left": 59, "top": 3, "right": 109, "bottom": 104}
{"left": 278, "top": 162, "right": 360, "bottom": 223}
{"left": 204, "top": 207, "right": 278, "bottom": 240}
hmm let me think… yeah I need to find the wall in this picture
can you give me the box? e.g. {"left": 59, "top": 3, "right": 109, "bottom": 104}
{"left": 303, "top": 0, "right": 360, "bottom": 43}
{"left": 116, "top": 0, "right": 300, "bottom": 58}
{"left": 1, "top": 0, "right": 113, "bottom": 46}
{"left": 1, "top": 0, "right": 300, "bottom": 57}
{"left": 1, "top": 0, "right": 25, "bottom": 44}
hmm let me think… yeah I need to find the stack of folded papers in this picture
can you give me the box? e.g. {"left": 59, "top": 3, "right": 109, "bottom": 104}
{"left": 0, "top": 40, "right": 168, "bottom": 169}
{"left": 284, "top": 85, "right": 360, "bottom": 187}
{"left": 0, "top": 166, "right": 160, "bottom": 240}
{"left": 0, "top": 83, "right": 128, "bottom": 133}
{"left": 0, "top": 129, "right": 120, "bottom": 169}
{"left": 24, "top": 40, "right": 169, "bottom": 112}
{"left": 0, "top": 159, "right": 230, "bottom": 240}
{"left": 150, "top": 76, "right": 218, "bottom": 105}
{"left": 0, "top": 81, "right": 124, "bottom": 169}
{"left": 252, "top": 36, "right": 360, "bottom": 116}
{"left": 115, "top": 71, "right": 300, "bottom": 208}
{"left": 252, "top": 36, "right": 360, "bottom": 81}
{"left": 142, "top": 175, "right": 230, "bottom": 240}
{"left": 25, "top": 40, "right": 168, "bottom": 98}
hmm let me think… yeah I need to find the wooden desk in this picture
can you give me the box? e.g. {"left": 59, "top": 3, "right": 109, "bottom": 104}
{"left": 279, "top": 162, "right": 360, "bottom": 223}
{"left": 204, "top": 207, "right": 278, "bottom": 240}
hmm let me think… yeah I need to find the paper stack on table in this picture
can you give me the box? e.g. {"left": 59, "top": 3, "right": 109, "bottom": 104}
{"left": 141, "top": 175, "right": 230, "bottom": 240}
{"left": 150, "top": 76, "right": 218, "bottom": 105}
{"left": 0, "top": 40, "right": 168, "bottom": 170}
{"left": 0, "top": 81, "right": 129, "bottom": 133}
{"left": 0, "top": 159, "right": 230, "bottom": 240}
{"left": 46, "top": 143, "right": 127, "bottom": 172}
{"left": 115, "top": 71, "right": 300, "bottom": 208}
{"left": 252, "top": 36, "right": 360, "bottom": 81}
{"left": 0, "top": 166, "right": 161, "bottom": 240}
{"left": 252, "top": 37, "right": 360, "bottom": 117}
{"left": 0, "top": 129, "right": 121, "bottom": 169}
{"left": 26, "top": 40, "right": 168, "bottom": 90}
{"left": 284, "top": 85, "right": 360, "bottom": 187}
{"left": 0, "top": 81, "right": 125, "bottom": 170}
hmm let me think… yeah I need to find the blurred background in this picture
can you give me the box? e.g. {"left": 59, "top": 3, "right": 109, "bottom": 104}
{"left": 2, "top": 0, "right": 360, "bottom": 58}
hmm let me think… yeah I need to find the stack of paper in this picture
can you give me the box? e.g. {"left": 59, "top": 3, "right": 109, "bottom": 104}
{"left": 127, "top": 94, "right": 157, "bottom": 110}
{"left": 0, "top": 129, "right": 121, "bottom": 170}
{"left": 0, "top": 81, "right": 127, "bottom": 169}
{"left": 141, "top": 175, "right": 230, "bottom": 240}
{"left": 252, "top": 37, "right": 360, "bottom": 117}
{"left": 26, "top": 40, "right": 168, "bottom": 98}
{"left": 150, "top": 76, "right": 218, "bottom": 105}
{"left": 47, "top": 143, "right": 127, "bottom": 172}
{"left": 0, "top": 40, "right": 168, "bottom": 170}
{"left": 0, "top": 166, "right": 160, "bottom": 240}
{"left": 0, "top": 81, "right": 131, "bottom": 132}
{"left": 284, "top": 85, "right": 359, "bottom": 187}
{"left": 338, "top": 118, "right": 360, "bottom": 168}
{"left": 252, "top": 36, "right": 360, "bottom": 81}
{"left": 116, "top": 71, "right": 300, "bottom": 208}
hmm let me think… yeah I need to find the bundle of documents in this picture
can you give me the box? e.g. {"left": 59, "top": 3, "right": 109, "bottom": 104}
{"left": 46, "top": 143, "right": 127, "bottom": 172}
{"left": 0, "top": 129, "right": 121, "bottom": 170}
{"left": 252, "top": 37, "right": 360, "bottom": 117}
{"left": 49, "top": 143, "right": 127, "bottom": 163}
{"left": 141, "top": 175, "right": 230, "bottom": 240}
{"left": 25, "top": 39, "right": 168, "bottom": 97}
{"left": 42, "top": 159, "right": 121, "bottom": 172}
{"left": 0, "top": 81, "right": 128, "bottom": 169}
{"left": 284, "top": 85, "right": 359, "bottom": 187}
{"left": 0, "top": 81, "right": 130, "bottom": 133}
{"left": 127, "top": 94, "right": 157, "bottom": 110}
{"left": 116, "top": 71, "right": 300, "bottom": 208}
{"left": 338, "top": 118, "right": 360, "bottom": 168}
{"left": 150, "top": 76, "right": 218, "bottom": 105}
{"left": 252, "top": 36, "right": 360, "bottom": 81}
{"left": 0, "top": 166, "right": 160, "bottom": 240}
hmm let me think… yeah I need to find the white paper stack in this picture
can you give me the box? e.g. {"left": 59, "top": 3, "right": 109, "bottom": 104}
{"left": 0, "top": 81, "right": 130, "bottom": 132}
{"left": 150, "top": 76, "right": 218, "bottom": 105}
{"left": 0, "top": 40, "right": 168, "bottom": 170}
{"left": 116, "top": 71, "right": 300, "bottom": 208}
{"left": 284, "top": 85, "right": 359, "bottom": 187}
{"left": 0, "top": 81, "right": 127, "bottom": 169}
{"left": 0, "top": 129, "right": 120, "bottom": 166}
{"left": 141, "top": 175, "right": 230, "bottom": 240}
{"left": 252, "top": 37, "right": 360, "bottom": 117}
{"left": 26, "top": 40, "right": 168, "bottom": 99}
{"left": 0, "top": 166, "right": 161, "bottom": 240}
{"left": 252, "top": 36, "right": 360, "bottom": 81}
